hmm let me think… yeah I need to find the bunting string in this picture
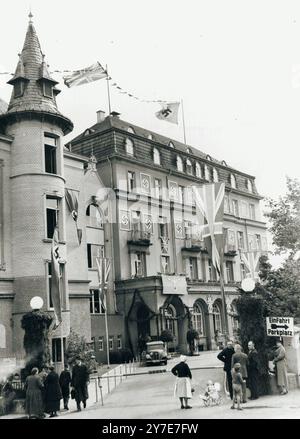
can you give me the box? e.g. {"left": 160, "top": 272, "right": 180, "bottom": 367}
{"left": 0, "top": 68, "right": 171, "bottom": 104}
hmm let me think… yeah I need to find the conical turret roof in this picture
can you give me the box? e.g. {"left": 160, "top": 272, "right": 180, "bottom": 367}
{"left": 0, "top": 15, "right": 73, "bottom": 134}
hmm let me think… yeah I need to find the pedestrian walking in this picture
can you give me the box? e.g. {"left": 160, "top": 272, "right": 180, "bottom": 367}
{"left": 171, "top": 355, "right": 193, "bottom": 410}
{"left": 24, "top": 367, "right": 44, "bottom": 419}
{"left": 273, "top": 339, "right": 288, "bottom": 395}
{"left": 71, "top": 358, "right": 89, "bottom": 411}
{"left": 231, "top": 363, "right": 244, "bottom": 410}
{"left": 217, "top": 340, "right": 235, "bottom": 399}
{"left": 231, "top": 344, "right": 248, "bottom": 403}
{"left": 247, "top": 340, "right": 259, "bottom": 400}
{"left": 44, "top": 366, "right": 62, "bottom": 417}
{"left": 38, "top": 365, "right": 48, "bottom": 415}
{"left": 59, "top": 364, "right": 72, "bottom": 410}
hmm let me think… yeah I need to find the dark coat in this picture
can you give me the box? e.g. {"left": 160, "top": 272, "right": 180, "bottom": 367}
{"left": 71, "top": 364, "right": 89, "bottom": 403}
{"left": 171, "top": 362, "right": 192, "bottom": 379}
{"left": 232, "top": 352, "right": 249, "bottom": 378}
{"left": 25, "top": 375, "right": 44, "bottom": 418}
{"left": 44, "top": 371, "right": 62, "bottom": 412}
{"left": 59, "top": 370, "right": 72, "bottom": 397}
{"left": 217, "top": 346, "right": 235, "bottom": 372}
{"left": 248, "top": 349, "right": 259, "bottom": 373}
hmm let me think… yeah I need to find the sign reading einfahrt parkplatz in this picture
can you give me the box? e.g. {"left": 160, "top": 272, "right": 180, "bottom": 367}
{"left": 266, "top": 317, "right": 294, "bottom": 337}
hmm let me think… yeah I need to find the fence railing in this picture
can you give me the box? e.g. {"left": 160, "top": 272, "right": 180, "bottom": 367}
{"left": 89, "top": 359, "right": 138, "bottom": 406}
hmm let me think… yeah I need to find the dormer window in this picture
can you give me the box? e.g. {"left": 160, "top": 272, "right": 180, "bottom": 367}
{"left": 127, "top": 127, "right": 135, "bottom": 134}
{"left": 125, "top": 138, "right": 134, "bottom": 156}
{"left": 213, "top": 168, "right": 219, "bottom": 182}
{"left": 186, "top": 147, "right": 192, "bottom": 154}
{"left": 221, "top": 160, "right": 227, "bottom": 166}
{"left": 206, "top": 154, "right": 212, "bottom": 161}
{"left": 153, "top": 147, "right": 161, "bottom": 165}
{"left": 186, "top": 158, "right": 193, "bottom": 175}
{"left": 43, "top": 82, "right": 53, "bottom": 98}
{"left": 169, "top": 141, "right": 175, "bottom": 148}
{"left": 230, "top": 174, "right": 237, "bottom": 189}
{"left": 246, "top": 178, "right": 253, "bottom": 193}
{"left": 177, "top": 155, "right": 183, "bottom": 172}
{"left": 148, "top": 133, "right": 153, "bottom": 140}
{"left": 195, "top": 162, "right": 202, "bottom": 178}
{"left": 204, "top": 164, "right": 210, "bottom": 181}
{"left": 14, "top": 82, "right": 24, "bottom": 98}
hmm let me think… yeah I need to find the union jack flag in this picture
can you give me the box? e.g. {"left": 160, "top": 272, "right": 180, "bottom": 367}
{"left": 240, "top": 250, "right": 263, "bottom": 281}
{"left": 192, "top": 183, "right": 225, "bottom": 273}
{"left": 96, "top": 257, "right": 111, "bottom": 311}
{"left": 63, "top": 62, "right": 107, "bottom": 88}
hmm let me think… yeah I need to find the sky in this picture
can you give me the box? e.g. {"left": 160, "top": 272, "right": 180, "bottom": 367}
{"left": 1, "top": 0, "right": 300, "bottom": 267}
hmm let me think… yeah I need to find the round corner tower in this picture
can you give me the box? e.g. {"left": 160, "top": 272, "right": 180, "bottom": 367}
{"left": 0, "top": 15, "right": 73, "bottom": 358}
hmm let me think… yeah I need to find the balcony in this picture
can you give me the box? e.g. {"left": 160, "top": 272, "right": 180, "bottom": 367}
{"left": 224, "top": 244, "right": 238, "bottom": 257}
{"left": 127, "top": 224, "right": 152, "bottom": 247}
{"left": 182, "top": 238, "right": 204, "bottom": 253}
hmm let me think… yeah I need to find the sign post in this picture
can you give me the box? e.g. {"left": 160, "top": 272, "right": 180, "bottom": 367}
{"left": 266, "top": 317, "right": 294, "bottom": 337}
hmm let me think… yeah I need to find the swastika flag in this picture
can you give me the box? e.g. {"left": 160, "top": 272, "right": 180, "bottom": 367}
{"left": 155, "top": 102, "right": 180, "bottom": 124}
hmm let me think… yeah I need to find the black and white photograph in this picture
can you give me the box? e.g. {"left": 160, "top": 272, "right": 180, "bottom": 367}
{"left": 1, "top": 0, "right": 300, "bottom": 429}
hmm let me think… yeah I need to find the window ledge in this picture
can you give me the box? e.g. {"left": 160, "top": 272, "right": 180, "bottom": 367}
{"left": 43, "top": 238, "right": 66, "bottom": 245}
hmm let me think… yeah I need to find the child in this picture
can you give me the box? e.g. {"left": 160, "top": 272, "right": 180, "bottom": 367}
{"left": 231, "top": 363, "right": 244, "bottom": 410}
{"left": 200, "top": 380, "right": 221, "bottom": 405}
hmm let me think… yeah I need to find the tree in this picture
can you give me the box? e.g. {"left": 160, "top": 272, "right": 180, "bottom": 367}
{"left": 265, "top": 177, "right": 300, "bottom": 256}
{"left": 236, "top": 290, "right": 270, "bottom": 395}
{"left": 65, "top": 329, "right": 98, "bottom": 372}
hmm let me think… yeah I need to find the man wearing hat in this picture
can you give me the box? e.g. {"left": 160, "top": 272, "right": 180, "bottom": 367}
{"left": 171, "top": 355, "right": 193, "bottom": 409}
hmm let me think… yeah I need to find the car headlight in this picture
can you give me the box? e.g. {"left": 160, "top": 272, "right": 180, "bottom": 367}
{"left": 146, "top": 354, "right": 151, "bottom": 359}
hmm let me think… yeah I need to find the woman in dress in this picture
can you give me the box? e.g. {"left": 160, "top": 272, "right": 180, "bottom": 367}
{"left": 273, "top": 339, "right": 288, "bottom": 395}
{"left": 24, "top": 367, "right": 44, "bottom": 419}
{"left": 171, "top": 355, "right": 193, "bottom": 409}
{"left": 44, "top": 365, "right": 62, "bottom": 417}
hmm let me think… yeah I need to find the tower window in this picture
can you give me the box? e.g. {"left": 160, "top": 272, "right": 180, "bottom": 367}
{"left": 44, "top": 134, "right": 58, "bottom": 174}
{"left": 87, "top": 244, "right": 104, "bottom": 269}
{"left": 125, "top": 138, "right": 134, "bottom": 156}
{"left": 14, "top": 82, "right": 24, "bottom": 98}
{"left": 43, "top": 82, "right": 53, "bottom": 98}
{"left": 46, "top": 196, "right": 59, "bottom": 239}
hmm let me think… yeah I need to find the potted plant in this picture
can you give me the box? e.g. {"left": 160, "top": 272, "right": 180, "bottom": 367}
{"left": 186, "top": 329, "right": 200, "bottom": 356}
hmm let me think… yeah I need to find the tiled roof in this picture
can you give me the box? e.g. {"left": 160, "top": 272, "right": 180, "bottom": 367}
{"left": 0, "top": 99, "right": 8, "bottom": 115}
{"left": 1, "top": 20, "right": 72, "bottom": 134}
{"left": 70, "top": 115, "right": 225, "bottom": 166}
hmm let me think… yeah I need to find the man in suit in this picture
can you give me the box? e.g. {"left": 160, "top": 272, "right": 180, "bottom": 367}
{"left": 71, "top": 358, "right": 90, "bottom": 411}
{"left": 217, "top": 340, "right": 235, "bottom": 399}
{"left": 247, "top": 340, "right": 259, "bottom": 400}
{"left": 231, "top": 344, "right": 248, "bottom": 403}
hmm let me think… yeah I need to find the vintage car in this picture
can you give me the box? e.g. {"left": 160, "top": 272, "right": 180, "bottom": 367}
{"left": 142, "top": 341, "right": 168, "bottom": 366}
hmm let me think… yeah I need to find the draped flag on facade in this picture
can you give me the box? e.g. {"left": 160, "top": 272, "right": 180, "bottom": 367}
{"left": 51, "top": 228, "right": 62, "bottom": 329}
{"left": 240, "top": 251, "right": 261, "bottom": 281}
{"left": 96, "top": 257, "right": 111, "bottom": 311}
{"left": 193, "top": 183, "right": 225, "bottom": 273}
{"left": 65, "top": 189, "right": 82, "bottom": 244}
{"left": 155, "top": 102, "right": 180, "bottom": 124}
{"left": 63, "top": 62, "right": 107, "bottom": 88}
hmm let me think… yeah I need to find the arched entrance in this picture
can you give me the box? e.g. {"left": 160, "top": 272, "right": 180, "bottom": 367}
{"left": 161, "top": 296, "right": 187, "bottom": 353}
{"left": 136, "top": 303, "right": 150, "bottom": 338}
{"left": 192, "top": 300, "right": 209, "bottom": 351}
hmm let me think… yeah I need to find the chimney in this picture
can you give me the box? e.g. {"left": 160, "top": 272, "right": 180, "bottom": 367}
{"left": 96, "top": 110, "right": 105, "bottom": 123}
{"left": 110, "top": 111, "right": 120, "bottom": 118}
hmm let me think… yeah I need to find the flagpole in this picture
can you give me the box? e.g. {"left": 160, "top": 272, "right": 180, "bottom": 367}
{"left": 103, "top": 285, "right": 110, "bottom": 368}
{"left": 106, "top": 64, "right": 112, "bottom": 115}
{"left": 181, "top": 99, "right": 187, "bottom": 144}
{"left": 219, "top": 263, "right": 229, "bottom": 340}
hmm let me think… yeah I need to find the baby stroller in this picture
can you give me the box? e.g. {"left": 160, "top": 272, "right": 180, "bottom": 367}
{"left": 199, "top": 381, "right": 222, "bottom": 407}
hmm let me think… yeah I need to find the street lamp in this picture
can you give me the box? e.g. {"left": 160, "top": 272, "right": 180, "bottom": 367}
{"left": 241, "top": 278, "right": 256, "bottom": 293}
{"left": 30, "top": 296, "right": 44, "bottom": 311}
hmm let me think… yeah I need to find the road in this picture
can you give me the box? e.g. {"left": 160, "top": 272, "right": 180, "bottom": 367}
{"left": 54, "top": 352, "right": 300, "bottom": 420}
